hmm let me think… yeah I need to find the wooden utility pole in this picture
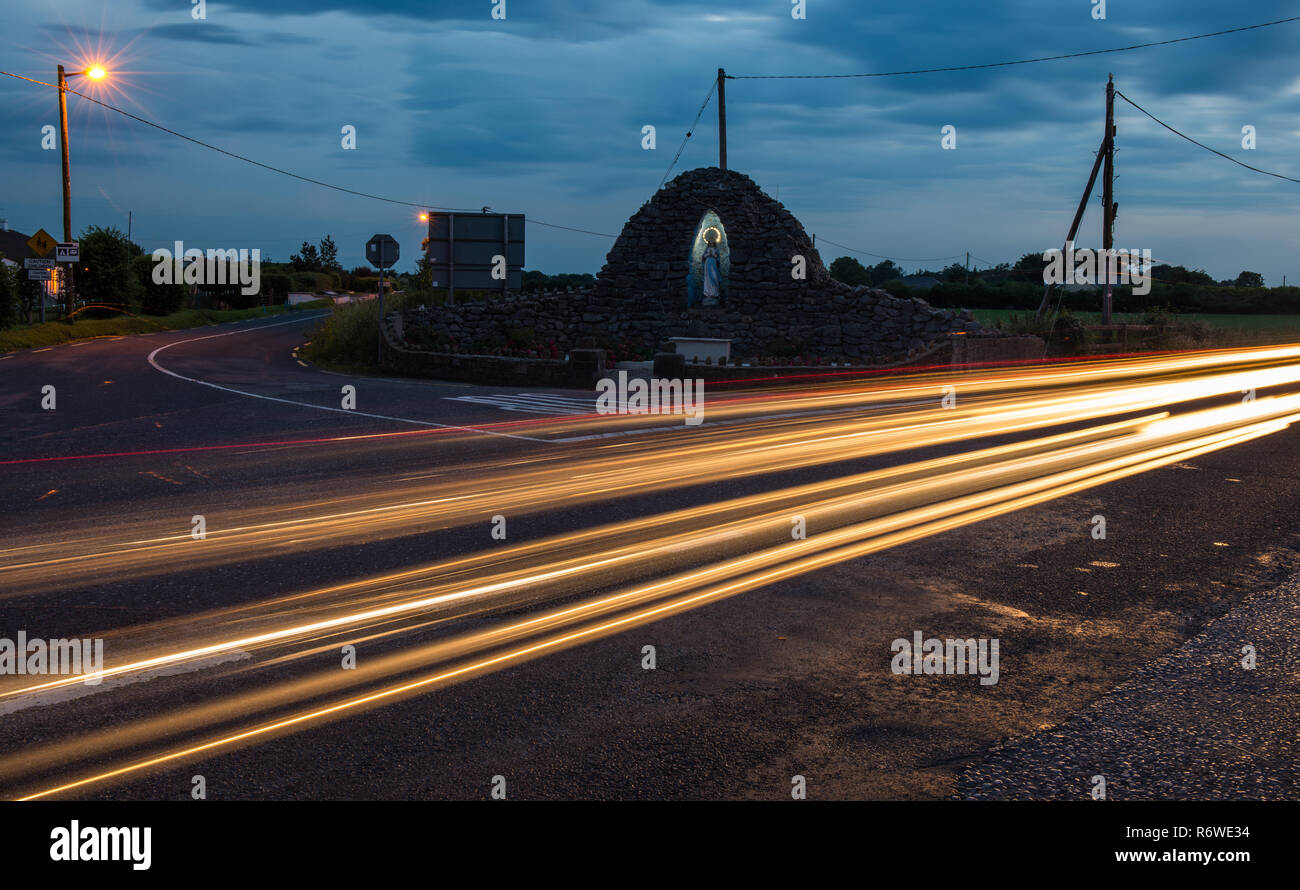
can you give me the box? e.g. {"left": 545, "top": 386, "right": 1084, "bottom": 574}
{"left": 717, "top": 68, "right": 727, "bottom": 171}
{"left": 1101, "top": 73, "right": 1116, "bottom": 325}
{"left": 1035, "top": 135, "right": 1106, "bottom": 317}
{"left": 58, "top": 64, "right": 74, "bottom": 318}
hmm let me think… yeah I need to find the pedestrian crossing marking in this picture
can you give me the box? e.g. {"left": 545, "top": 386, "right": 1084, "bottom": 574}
{"left": 444, "top": 393, "right": 600, "bottom": 416}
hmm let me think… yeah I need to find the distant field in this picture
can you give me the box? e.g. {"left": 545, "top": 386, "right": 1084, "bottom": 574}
{"left": 970, "top": 308, "right": 1300, "bottom": 333}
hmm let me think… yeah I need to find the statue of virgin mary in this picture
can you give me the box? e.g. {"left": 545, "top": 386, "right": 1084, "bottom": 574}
{"left": 701, "top": 230, "right": 721, "bottom": 306}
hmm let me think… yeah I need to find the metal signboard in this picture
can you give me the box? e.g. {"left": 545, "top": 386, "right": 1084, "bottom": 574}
{"left": 24, "top": 258, "right": 56, "bottom": 270}
{"left": 27, "top": 269, "right": 51, "bottom": 281}
{"left": 55, "top": 242, "right": 79, "bottom": 262}
{"left": 424, "top": 212, "right": 524, "bottom": 297}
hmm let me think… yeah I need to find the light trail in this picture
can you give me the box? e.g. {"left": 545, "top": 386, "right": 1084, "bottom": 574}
{"left": 4, "top": 344, "right": 1299, "bottom": 597}
{"left": 0, "top": 410, "right": 1167, "bottom": 699}
{"left": 3, "top": 365, "right": 1299, "bottom": 797}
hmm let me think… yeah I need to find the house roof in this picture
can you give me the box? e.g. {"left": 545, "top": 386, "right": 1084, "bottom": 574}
{"left": 0, "top": 228, "right": 34, "bottom": 262}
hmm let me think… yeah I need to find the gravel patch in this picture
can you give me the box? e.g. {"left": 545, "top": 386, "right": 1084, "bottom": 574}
{"left": 959, "top": 572, "right": 1300, "bottom": 799}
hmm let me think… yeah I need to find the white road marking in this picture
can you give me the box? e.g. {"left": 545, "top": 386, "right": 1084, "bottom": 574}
{"left": 146, "top": 314, "right": 547, "bottom": 442}
{"left": 0, "top": 651, "right": 250, "bottom": 716}
{"left": 445, "top": 393, "right": 600, "bottom": 415}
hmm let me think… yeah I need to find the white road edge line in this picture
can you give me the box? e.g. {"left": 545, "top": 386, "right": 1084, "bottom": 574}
{"left": 0, "top": 651, "right": 251, "bottom": 716}
{"left": 146, "top": 313, "right": 547, "bottom": 443}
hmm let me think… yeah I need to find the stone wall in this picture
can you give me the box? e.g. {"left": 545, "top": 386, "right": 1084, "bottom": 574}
{"left": 379, "top": 312, "right": 572, "bottom": 386}
{"left": 402, "top": 166, "right": 995, "bottom": 367}
{"left": 402, "top": 281, "right": 987, "bottom": 367}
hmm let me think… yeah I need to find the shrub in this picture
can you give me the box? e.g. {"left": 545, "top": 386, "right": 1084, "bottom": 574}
{"left": 132, "top": 255, "right": 187, "bottom": 315}
{"left": 262, "top": 272, "right": 294, "bottom": 301}
{"left": 0, "top": 261, "right": 17, "bottom": 328}
{"left": 881, "top": 278, "right": 911, "bottom": 298}
{"left": 301, "top": 293, "right": 409, "bottom": 367}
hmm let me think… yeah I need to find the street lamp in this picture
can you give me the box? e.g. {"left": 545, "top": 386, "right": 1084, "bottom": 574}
{"left": 57, "top": 62, "right": 108, "bottom": 315}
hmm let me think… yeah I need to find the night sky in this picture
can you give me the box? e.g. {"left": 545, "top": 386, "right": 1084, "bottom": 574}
{"left": 3, "top": 1, "right": 1298, "bottom": 282}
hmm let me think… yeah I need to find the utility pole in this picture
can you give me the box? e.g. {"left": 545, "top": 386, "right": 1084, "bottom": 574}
{"left": 717, "top": 68, "right": 727, "bottom": 171}
{"left": 1035, "top": 135, "right": 1106, "bottom": 317}
{"left": 965, "top": 251, "right": 970, "bottom": 286}
{"left": 376, "top": 263, "right": 384, "bottom": 364}
{"left": 57, "top": 64, "right": 74, "bottom": 318}
{"left": 1102, "top": 73, "right": 1116, "bottom": 325}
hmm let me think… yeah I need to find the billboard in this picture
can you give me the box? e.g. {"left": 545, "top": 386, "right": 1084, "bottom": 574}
{"left": 424, "top": 212, "right": 524, "bottom": 294}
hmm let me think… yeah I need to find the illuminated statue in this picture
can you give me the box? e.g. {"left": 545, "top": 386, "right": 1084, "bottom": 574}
{"left": 701, "top": 229, "right": 721, "bottom": 306}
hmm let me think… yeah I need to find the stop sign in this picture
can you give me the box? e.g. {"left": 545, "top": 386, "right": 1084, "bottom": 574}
{"left": 366, "top": 234, "right": 399, "bottom": 269}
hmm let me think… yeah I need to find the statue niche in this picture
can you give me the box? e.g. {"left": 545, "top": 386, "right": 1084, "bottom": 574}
{"left": 686, "top": 210, "right": 729, "bottom": 307}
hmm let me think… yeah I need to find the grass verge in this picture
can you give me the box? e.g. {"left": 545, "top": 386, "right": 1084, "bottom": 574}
{"left": 300, "top": 295, "right": 406, "bottom": 373}
{"left": 0, "top": 302, "right": 332, "bottom": 353}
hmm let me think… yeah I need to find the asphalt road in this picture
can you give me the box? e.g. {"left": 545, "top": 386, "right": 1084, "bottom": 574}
{"left": 2, "top": 314, "right": 1298, "bottom": 800}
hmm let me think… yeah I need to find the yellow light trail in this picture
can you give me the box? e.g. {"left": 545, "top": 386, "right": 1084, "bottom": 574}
{"left": 4, "top": 376, "right": 1298, "bottom": 799}
{"left": 4, "top": 344, "right": 1299, "bottom": 598}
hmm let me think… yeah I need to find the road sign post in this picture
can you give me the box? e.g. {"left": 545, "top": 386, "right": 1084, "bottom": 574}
{"left": 365, "top": 235, "right": 400, "bottom": 364}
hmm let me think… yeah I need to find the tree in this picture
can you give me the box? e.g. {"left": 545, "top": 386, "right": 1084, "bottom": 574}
{"left": 1013, "top": 252, "right": 1048, "bottom": 279}
{"left": 1151, "top": 264, "right": 1214, "bottom": 286}
{"left": 413, "top": 254, "right": 434, "bottom": 295}
{"left": 870, "top": 260, "right": 903, "bottom": 285}
{"left": 941, "top": 262, "right": 968, "bottom": 283}
{"left": 1234, "top": 270, "right": 1264, "bottom": 288}
{"left": 319, "top": 235, "right": 341, "bottom": 272}
{"left": 0, "top": 260, "right": 17, "bottom": 328}
{"left": 829, "top": 256, "right": 871, "bottom": 286}
{"left": 131, "top": 254, "right": 187, "bottom": 315}
{"left": 290, "top": 241, "right": 321, "bottom": 272}
{"left": 77, "top": 225, "right": 143, "bottom": 309}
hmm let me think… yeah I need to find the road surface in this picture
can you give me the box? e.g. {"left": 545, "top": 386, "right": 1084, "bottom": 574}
{"left": 2, "top": 313, "right": 1298, "bottom": 800}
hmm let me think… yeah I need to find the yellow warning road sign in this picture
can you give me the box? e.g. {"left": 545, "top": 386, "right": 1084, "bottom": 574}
{"left": 27, "top": 228, "right": 56, "bottom": 257}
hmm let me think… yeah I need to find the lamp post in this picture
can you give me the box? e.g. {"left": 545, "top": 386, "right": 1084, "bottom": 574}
{"left": 56, "top": 63, "right": 106, "bottom": 317}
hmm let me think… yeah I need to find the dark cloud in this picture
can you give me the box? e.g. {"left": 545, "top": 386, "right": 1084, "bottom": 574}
{"left": 4, "top": 0, "right": 1298, "bottom": 279}
{"left": 145, "top": 22, "right": 256, "bottom": 45}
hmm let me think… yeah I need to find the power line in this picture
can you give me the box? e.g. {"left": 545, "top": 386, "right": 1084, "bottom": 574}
{"left": 526, "top": 218, "right": 617, "bottom": 238}
{"left": 659, "top": 78, "right": 717, "bottom": 189}
{"left": 817, "top": 236, "right": 965, "bottom": 264}
{"left": 1114, "top": 89, "right": 1300, "bottom": 185}
{"left": 727, "top": 15, "right": 1300, "bottom": 79}
{"left": 2, "top": 70, "right": 618, "bottom": 239}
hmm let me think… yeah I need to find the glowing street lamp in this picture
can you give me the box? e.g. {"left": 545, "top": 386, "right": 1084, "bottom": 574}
{"left": 56, "top": 62, "right": 108, "bottom": 314}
